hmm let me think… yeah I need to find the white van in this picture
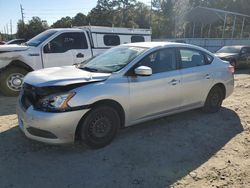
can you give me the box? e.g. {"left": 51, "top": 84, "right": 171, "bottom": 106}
{"left": 0, "top": 26, "right": 151, "bottom": 96}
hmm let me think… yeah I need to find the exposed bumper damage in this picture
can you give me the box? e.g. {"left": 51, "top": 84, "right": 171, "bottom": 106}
{"left": 17, "top": 99, "right": 89, "bottom": 144}
{"left": 17, "top": 82, "right": 95, "bottom": 144}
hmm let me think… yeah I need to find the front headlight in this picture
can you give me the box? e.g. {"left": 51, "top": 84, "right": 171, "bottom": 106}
{"left": 38, "top": 92, "right": 76, "bottom": 112}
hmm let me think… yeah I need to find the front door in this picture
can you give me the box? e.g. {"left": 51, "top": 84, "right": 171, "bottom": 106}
{"left": 42, "top": 32, "right": 90, "bottom": 68}
{"left": 128, "top": 48, "right": 181, "bottom": 123}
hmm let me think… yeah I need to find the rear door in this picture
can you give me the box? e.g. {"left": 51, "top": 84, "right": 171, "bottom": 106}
{"left": 42, "top": 32, "right": 91, "bottom": 68}
{"left": 178, "top": 48, "right": 214, "bottom": 107}
{"left": 128, "top": 48, "right": 182, "bottom": 123}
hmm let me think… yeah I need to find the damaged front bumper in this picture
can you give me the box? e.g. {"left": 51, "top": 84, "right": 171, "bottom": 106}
{"left": 17, "top": 97, "right": 89, "bottom": 144}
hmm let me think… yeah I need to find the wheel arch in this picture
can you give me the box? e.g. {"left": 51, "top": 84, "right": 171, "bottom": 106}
{"left": 6, "top": 60, "right": 34, "bottom": 72}
{"left": 209, "top": 83, "right": 226, "bottom": 99}
{"left": 75, "top": 99, "right": 126, "bottom": 141}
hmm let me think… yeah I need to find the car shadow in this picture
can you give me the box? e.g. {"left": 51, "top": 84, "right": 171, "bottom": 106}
{"left": 0, "top": 107, "right": 243, "bottom": 188}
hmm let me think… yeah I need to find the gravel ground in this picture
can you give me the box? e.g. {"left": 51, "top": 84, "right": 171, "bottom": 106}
{"left": 0, "top": 70, "right": 249, "bottom": 188}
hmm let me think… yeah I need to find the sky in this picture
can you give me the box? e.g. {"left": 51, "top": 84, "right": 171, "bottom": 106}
{"left": 0, "top": 0, "right": 150, "bottom": 35}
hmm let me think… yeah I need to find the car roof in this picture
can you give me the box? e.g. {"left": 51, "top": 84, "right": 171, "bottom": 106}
{"left": 48, "top": 28, "right": 84, "bottom": 32}
{"left": 223, "top": 45, "right": 250, "bottom": 48}
{"left": 123, "top": 42, "right": 212, "bottom": 54}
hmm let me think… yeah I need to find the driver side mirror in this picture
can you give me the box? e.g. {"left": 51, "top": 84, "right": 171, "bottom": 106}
{"left": 134, "top": 66, "right": 152, "bottom": 76}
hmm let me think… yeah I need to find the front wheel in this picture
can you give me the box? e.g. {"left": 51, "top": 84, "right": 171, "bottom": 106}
{"left": 79, "top": 106, "right": 120, "bottom": 149}
{"left": 203, "top": 86, "right": 224, "bottom": 113}
{"left": 0, "top": 67, "right": 28, "bottom": 96}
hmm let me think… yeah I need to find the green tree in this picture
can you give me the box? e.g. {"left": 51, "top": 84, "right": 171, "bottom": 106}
{"left": 72, "top": 13, "right": 88, "bottom": 26}
{"left": 16, "top": 20, "right": 29, "bottom": 39}
{"left": 151, "top": 0, "right": 175, "bottom": 38}
{"left": 16, "top": 17, "right": 48, "bottom": 40}
{"left": 133, "top": 2, "right": 151, "bottom": 28}
{"left": 51, "top": 16, "right": 72, "bottom": 28}
{"left": 88, "top": 0, "right": 116, "bottom": 26}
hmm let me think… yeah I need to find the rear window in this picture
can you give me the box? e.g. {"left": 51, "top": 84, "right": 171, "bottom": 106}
{"left": 131, "top": 36, "right": 145, "bottom": 43}
{"left": 104, "top": 35, "right": 120, "bottom": 46}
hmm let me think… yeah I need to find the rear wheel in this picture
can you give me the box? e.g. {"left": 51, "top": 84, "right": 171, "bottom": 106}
{"left": 79, "top": 106, "right": 120, "bottom": 149}
{"left": 0, "top": 66, "right": 28, "bottom": 96}
{"left": 203, "top": 86, "right": 224, "bottom": 113}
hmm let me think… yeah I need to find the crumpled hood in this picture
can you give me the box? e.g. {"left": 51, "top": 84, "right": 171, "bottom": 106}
{"left": 214, "top": 53, "right": 238, "bottom": 58}
{"left": 24, "top": 66, "right": 111, "bottom": 87}
{"left": 0, "top": 44, "right": 29, "bottom": 52}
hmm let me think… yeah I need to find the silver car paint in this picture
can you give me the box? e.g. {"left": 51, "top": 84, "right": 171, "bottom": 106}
{"left": 17, "top": 42, "right": 234, "bottom": 144}
{"left": 24, "top": 66, "right": 111, "bottom": 87}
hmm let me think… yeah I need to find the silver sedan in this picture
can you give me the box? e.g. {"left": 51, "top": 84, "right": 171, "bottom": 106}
{"left": 17, "top": 42, "right": 234, "bottom": 148}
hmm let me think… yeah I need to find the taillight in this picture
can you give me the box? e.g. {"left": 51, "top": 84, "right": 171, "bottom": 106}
{"left": 228, "top": 65, "right": 235, "bottom": 74}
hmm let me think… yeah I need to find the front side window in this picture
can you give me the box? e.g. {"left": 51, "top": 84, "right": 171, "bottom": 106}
{"left": 104, "top": 35, "right": 120, "bottom": 46}
{"left": 180, "top": 49, "right": 206, "bottom": 69}
{"left": 44, "top": 32, "right": 88, "bottom": 53}
{"left": 137, "top": 48, "right": 177, "bottom": 74}
{"left": 80, "top": 46, "right": 147, "bottom": 73}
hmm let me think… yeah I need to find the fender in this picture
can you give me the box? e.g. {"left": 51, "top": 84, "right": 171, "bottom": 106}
{"left": 5, "top": 60, "right": 34, "bottom": 72}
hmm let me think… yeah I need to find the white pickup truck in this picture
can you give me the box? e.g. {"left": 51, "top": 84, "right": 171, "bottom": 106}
{"left": 0, "top": 26, "right": 151, "bottom": 96}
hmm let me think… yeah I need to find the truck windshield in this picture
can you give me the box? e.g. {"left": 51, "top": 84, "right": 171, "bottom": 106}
{"left": 26, "top": 30, "right": 57, "bottom": 47}
{"left": 80, "top": 46, "right": 148, "bottom": 73}
{"left": 217, "top": 46, "right": 241, "bottom": 54}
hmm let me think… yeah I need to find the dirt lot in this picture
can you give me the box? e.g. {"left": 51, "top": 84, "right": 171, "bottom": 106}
{"left": 0, "top": 71, "right": 249, "bottom": 188}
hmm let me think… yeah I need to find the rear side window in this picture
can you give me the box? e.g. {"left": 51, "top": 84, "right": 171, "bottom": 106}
{"left": 131, "top": 36, "right": 145, "bottom": 43}
{"left": 180, "top": 49, "right": 206, "bottom": 69}
{"left": 104, "top": 35, "right": 120, "bottom": 46}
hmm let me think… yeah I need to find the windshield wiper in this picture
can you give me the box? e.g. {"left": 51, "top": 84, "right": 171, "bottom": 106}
{"left": 80, "top": 67, "right": 99, "bottom": 72}
{"left": 80, "top": 67, "right": 112, "bottom": 73}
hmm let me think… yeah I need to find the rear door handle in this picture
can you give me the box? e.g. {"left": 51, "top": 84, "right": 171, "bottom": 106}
{"left": 76, "top": 53, "right": 84, "bottom": 58}
{"left": 205, "top": 74, "right": 210, "bottom": 79}
{"left": 169, "top": 79, "right": 179, "bottom": 85}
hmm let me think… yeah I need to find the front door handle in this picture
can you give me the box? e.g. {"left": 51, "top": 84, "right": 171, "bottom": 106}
{"left": 76, "top": 53, "right": 84, "bottom": 58}
{"left": 169, "top": 79, "right": 179, "bottom": 85}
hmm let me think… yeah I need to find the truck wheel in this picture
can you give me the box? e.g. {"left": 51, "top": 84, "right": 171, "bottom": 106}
{"left": 0, "top": 67, "right": 28, "bottom": 96}
{"left": 79, "top": 106, "right": 120, "bottom": 149}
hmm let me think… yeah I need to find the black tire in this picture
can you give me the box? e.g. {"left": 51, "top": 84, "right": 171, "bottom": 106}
{"left": 203, "top": 86, "right": 224, "bottom": 113}
{"left": 0, "top": 66, "right": 28, "bottom": 96}
{"left": 79, "top": 106, "right": 120, "bottom": 149}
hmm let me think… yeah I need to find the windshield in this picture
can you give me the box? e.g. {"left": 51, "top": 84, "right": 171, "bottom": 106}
{"left": 217, "top": 46, "right": 241, "bottom": 54}
{"left": 80, "top": 46, "right": 148, "bottom": 73}
{"left": 26, "top": 30, "right": 57, "bottom": 47}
